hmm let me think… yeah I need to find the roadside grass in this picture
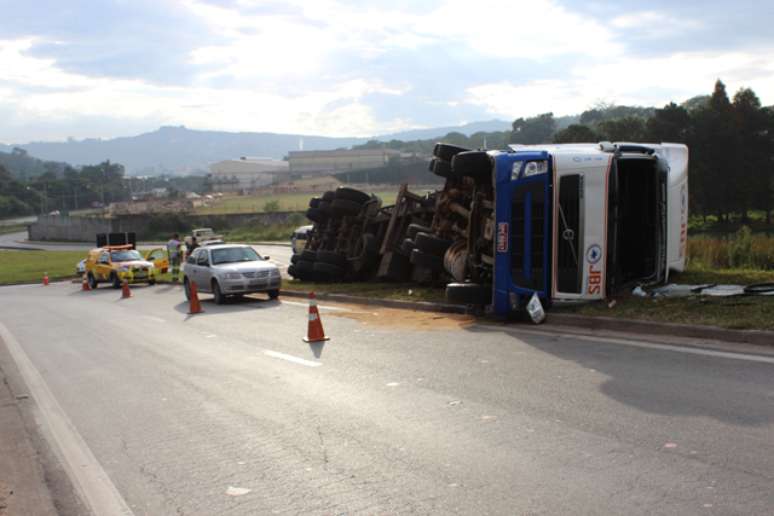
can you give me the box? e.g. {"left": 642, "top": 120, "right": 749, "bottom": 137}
{"left": 554, "top": 268, "right": 774, "bottom": 331}
{"left": 688, "top": 227, "right": 774, "bottom": 270}
{"left": 0, "top": 250, "right": 86, "bottom": 285}
{"left": 196, "top": 190, "right": 400, "bottom": 215}
{"left": 688, "top": 211, "right": 773, "bottom": 235}
{"left": 221, "top": 216, "right": 307, "bottom": 242}
{"left": 0, "top": 224, "right": 26, "bottom": 235}
{"left": 281, "top": 279, "right": 446, "bottom": 304}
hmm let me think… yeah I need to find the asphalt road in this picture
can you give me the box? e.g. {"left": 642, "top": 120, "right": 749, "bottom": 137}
{"left": 1, "top": 282, "right": 773, "bottom": 515}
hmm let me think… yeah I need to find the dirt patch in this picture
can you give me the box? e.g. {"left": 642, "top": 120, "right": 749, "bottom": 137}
{"left": 329, "top": 305, "right": 475, "bottom": 330}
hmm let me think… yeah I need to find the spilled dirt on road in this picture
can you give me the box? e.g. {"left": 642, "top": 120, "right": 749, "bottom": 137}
{"left": 329, "top": 305, "right": 475, "bottom": 330}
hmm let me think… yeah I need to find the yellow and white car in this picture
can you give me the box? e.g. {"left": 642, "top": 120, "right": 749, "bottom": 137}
{"left": 144, "top": 248, "right": 169, "bottom": 274}
{"left": 85, "top": 245, "right": 157, "bottom": 289}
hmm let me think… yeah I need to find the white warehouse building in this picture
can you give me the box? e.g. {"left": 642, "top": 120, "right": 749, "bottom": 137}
{"left": 209, "top": 157, "right": 289, "bottom": 193}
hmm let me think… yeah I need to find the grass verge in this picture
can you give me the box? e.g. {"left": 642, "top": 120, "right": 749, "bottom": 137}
{"left": 196, "top": 190, "right": 400, "bottom": 215}
{"left": 0, "top": 250, "right": 85, "bottom": 285}
{"left": 0, "top": 224, "right": 26, "bottom": 235}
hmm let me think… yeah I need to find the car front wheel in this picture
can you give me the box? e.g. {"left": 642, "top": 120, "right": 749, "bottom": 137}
{"left": 212, "top": 280, "right": 225, "bottom": 305}
{"left": 88, "top": 273, "right": 98, "bottom": 289}
{"left": 268, "top": 289, "right": 280, "bottom": 300}
{"left": 111, "top": 273, "right": 122, "bottom": 289}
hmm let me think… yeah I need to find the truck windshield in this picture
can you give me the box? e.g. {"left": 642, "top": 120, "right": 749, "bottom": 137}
{"left": 211, "top": 247, "right": 261, "bottom": 264}
{"left": 556, "top": 175, "right": 583, "bottom": 293}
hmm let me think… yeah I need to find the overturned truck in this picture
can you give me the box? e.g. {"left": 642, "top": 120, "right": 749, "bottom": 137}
{"left": 288, "top": 141, "right": 689, "bottom": 316}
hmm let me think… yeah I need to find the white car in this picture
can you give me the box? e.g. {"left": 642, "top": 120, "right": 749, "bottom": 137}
{"left": 76, "top": 259, "right": 86, "bottom": 276}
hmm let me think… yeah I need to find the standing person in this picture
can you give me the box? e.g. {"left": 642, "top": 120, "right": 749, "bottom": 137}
{"left": 186, "top": 236, "right": 199, "bottom": 260}
{"left": 167, "top": 232, "right": 182, "bottom": 282}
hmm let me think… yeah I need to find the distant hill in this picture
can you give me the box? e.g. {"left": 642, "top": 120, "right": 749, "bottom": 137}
{"left": 378, "top": 120, "right": 512, "bottom": 141}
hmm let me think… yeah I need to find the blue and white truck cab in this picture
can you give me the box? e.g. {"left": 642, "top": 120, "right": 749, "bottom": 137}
{"left": 446, "top": 142, "right": 688, "bottom": 316}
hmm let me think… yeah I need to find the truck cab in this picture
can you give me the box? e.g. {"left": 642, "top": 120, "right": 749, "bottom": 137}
{"left": 491, "top": 142, "right": 688, "bottom": 315}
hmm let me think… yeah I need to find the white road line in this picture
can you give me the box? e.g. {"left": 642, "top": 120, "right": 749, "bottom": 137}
{"left": 479, "top": 324, "right": 774, "bottom": 365}
{"left": 263, "top": 350, "right": 322, "bottom": 367}
{"left": 0, "top": 322, "right": 135, "bottom": 516}
{"left": 142, "top": 315, "right": 166, "bottom": 323}
{"left": 280, "top": 300, "right": 351, "bottom": 312}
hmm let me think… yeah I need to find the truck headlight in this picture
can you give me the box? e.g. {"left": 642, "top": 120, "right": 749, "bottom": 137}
{"left": 523, "top": 160, "right": 548, "bottom": 178}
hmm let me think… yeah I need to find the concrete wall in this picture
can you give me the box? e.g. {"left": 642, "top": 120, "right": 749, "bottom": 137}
{"left": 28, "top": 211, "right": 305, "bottom": 242}
{"left": 28, "top": 215, "right": 112, "bottom": 242}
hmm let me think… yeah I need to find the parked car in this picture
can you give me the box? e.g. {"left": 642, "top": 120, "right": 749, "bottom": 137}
{"left": 291, "top": 225, "right": 313, "bottom": 254}
{"left": 182, "top": 244, "right": 281, "bottom": 304}
{"left": 76, "top": 258, "right": 86, "bottom": 276}
{"left": 85, "top": 245, "right": 157, "bottom": 289}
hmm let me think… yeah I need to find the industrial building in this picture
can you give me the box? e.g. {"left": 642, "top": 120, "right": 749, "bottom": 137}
{"left": 288, "top": 149, "right": 401, "bottom": 177}
{"left": 209, "top": 157, "right": 289, "bottom": 193}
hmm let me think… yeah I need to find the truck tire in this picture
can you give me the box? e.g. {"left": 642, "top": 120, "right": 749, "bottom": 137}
{"left": 295, "top": 260, "right": 315, "bottom": 280}
{"left": 429, "top": 158, "right": 452, "bottom": 178}
{"left": 452, "top": 151, "right": 492, "bottom": 183}
{"left": 287, "top": 264, "right": 297, "bottom": 277}
{"left": 306, "top": 207, "right": 324, "bottom": 223}
{"left": 318, "top": 200, "right": 332, "bottom": 215}
{"left": 309, "top": 197, "right": 321, "bottom": 208}
{"left": 354, "top": 233, "right": 378, "bottom": 261}
{"left": 313, "top": 261, "right": 345, "bottom": 279}
{"left": 407, "top": 223, "right": 432, "bottom": 239}
{"left": 445, "top": 282, "right": 491, "bottom": 306}
{"left": 744, "top": 283, "right": 774, "bottom": 295}
{"left": 290, "top": 254, "right": 300, "bottom": 264}
{"left": 377, "top": 252, "right": 411, "bottom": 282}
{"left": 330, "top": 198, "right": 361, "bottom": 217}
{"left": 335, "top": 187, "right": 370, "bottom": 205}
{"left": 87, "top": 273, "right": 98, "bottom": 289}
{"left": 300, "top": 250, "right": 317, "bottom": 262}
{"left": 316, "top": 250, "right": 347, "bottom": 267}
{"left": 400, "top": 238, "right": 416, "bottom": 255}
{"left": 410, "top": 249, "right": 443, "bottom": 271}
{"left": 322, "top": 190, "right": 336, "bottom": 202}
{"left": 415, "top": 232, "right": 453, "bottom": 257}
{"left": 433, "top": 143, "right": 470, "bottom": 161}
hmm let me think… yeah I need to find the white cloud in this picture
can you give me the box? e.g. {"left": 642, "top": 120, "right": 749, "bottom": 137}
{"left": 464, "top": 49, "right": 774, "bottom": 118}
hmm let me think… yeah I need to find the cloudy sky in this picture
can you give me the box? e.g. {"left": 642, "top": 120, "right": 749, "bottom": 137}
{"left": 1, "top": 0, "right": 773, "bottom": 143}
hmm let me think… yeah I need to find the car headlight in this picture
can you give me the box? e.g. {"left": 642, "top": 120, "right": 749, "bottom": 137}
{"left": 224, "top": 272, "right": 242, "bottom": 280}
{"left": 118, "top": 266, "right": 129, "bottom": 272}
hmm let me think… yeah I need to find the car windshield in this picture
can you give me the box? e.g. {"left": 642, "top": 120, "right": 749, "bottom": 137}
{"left": 211, "top": 247, "right": 261, "bottom": 265}
{"left": 110, "top": 250, "right": 143, "bottom": 262}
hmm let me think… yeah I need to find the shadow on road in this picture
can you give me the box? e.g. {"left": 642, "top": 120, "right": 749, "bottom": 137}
{"left": 464, "top": 322, "right": 774, "bottom": 427}
{"left": 173, "top": 294, "right": 282, "bottom": 320}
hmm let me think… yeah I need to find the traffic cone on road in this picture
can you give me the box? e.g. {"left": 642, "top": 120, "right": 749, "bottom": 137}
{"left": 121, "top": 280, "right": 132, "bottom": 298}
{"left": 188, "top": 281, "right": 203, "bottom": 314}
{"left": 81, "top": 274, "right": 91, "bottom": 291}
{"left": 303, "top": 292, "right": 329, "bottom": 343}
{"left": 42, "top": 272, "right": 49, "bottom": 286}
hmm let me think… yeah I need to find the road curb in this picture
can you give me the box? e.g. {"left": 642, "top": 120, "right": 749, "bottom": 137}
{"left": 279, "top": 289, "right": 774, "bottom": 346}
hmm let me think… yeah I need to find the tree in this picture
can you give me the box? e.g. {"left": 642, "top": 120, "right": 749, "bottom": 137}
{"left": 596, "top": 116, "right": 647, "bottom": 141}
{"left": 733, "top": 88, "right": 772, "bottom": 223}
{"left": 553, "top": 124, "right": 598, "bottom": 143}
{"left": 509, "top": 113, "right": 556, "bottom": 144}
{"left": 646, "top": 102, "right": 690, "bottom": 142}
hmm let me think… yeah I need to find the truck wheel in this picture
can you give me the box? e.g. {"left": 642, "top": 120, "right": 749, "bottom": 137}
{"left": 318, "top": 200, "right": 332, "bottom": 215}
{"left": 335, "top": 187, "right": 370, "bottom": 205}
{"left": 316, "top": 250, "right": 347, "bottom": 267}
{"left": 354, "top": 233, "right": 378, "bottom": 260}
{"left": 330, "top": 199, "right": 361, "bottom": 217}
{"left": 87, "top": 273, "right": 98, "bottom": 289}
{"left": 400, "top": 238, "right": 416, "bottom": 255}
{"left": 429, "top": 158, "right": 453, "bottom": 178}
{"left": 295, "top": 260, "right": 315, "bottom": 280}
{"left": 322, "top": 191, "right": 336, "bottom": 202}
{"left": 377, "top": 252, "right": 411, "bottom": 282}
{"left": 306, "top": 207, "right": 324, "bottom": 223}
{"left": 410, "top": 249, "right": 443, "bottom": 271}
{"left": 433, "top": 143, "right": 470, "bottom": 161}
{"left": 313, "top": 261, "right": 345, "bottom": 280}
{"left": 407, "top": 223, "right": 432, "bottom": 239}
{"left": 452, "top": 151, "right": 492, "bottom": 183}
{"left": 445, "top": 282, "right": 491, "bottom": 306}
{"left": 309, "top": 197, "right": 321, "bottom": 208}
{"left": 290, "top": 254, "right": 300, "bottom": 264}
{"left": 287, "top": 264, "right": 297, "bottom": 277}
{"left": 300, "top": 250, "right": 317, "bottom": 262}
{"left": 415, "top": 232, "right": 453, "bottom": 257}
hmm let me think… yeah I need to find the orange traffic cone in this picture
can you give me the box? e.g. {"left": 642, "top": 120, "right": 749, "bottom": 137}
{"left": 121, "top": 279, "right": 132, "bottom": 298}
{"left": 188, "top": 281, "right": 203, "bottom": 314}
{"left": 81, "top": 274, "right": 91, "bottom": 291}
{"left": 43, "top": 272, "right": 49, "bottom": 286}
{"left": 303, "top": 292, "right": 329, "bottom": 343}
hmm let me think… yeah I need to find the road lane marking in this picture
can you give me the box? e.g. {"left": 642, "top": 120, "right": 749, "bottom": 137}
{"left": 263, "top": 350, "right": 322, "bottom": 367}
{"left": 142, "top": 315, "right": 166, "bottom": 323}
{"left": 0, "top": 322, "right": 134, "bottom": 516}
{"left": 479, "top": 324, "right": 774, "bottom": 365}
